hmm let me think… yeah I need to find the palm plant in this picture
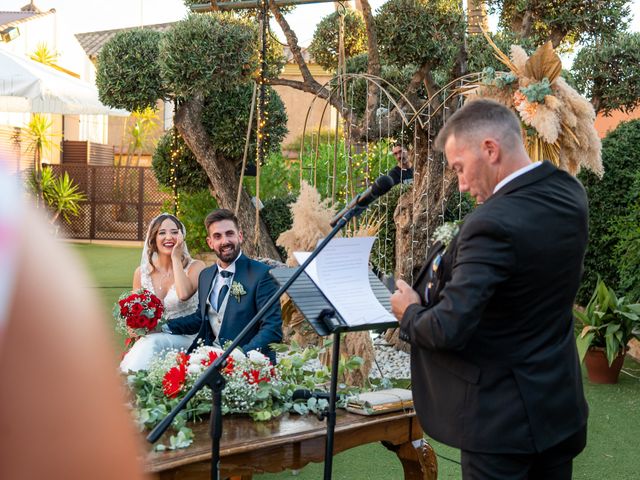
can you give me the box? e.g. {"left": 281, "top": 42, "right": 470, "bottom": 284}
{"left": 30, "top": 42, "right": 60, "bottom": 66}
{"left": 23, "top": 113, "right": 61, "bottom": 174}
{"left": 27, "top": 167, "right": 87, "bottom": 226}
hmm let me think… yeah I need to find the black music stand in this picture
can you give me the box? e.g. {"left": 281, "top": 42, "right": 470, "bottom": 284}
{"left": 270, "top": 267, "right": 397, "bottom": 480}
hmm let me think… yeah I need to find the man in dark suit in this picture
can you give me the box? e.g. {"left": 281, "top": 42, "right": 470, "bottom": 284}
{"left": 165, "top": 209, "right": 282, "bottom": 363}
{"left": 391, "top": 99, "right": 589, "bottom": 479}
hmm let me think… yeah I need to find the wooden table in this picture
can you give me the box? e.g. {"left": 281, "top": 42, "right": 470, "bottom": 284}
{"left": 146, "top": 409, "right": 437, "bottom": 479}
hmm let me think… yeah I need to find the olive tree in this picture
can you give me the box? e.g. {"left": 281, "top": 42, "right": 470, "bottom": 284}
{"left": 97, "top": 13, "right": 287, "bottom": 258}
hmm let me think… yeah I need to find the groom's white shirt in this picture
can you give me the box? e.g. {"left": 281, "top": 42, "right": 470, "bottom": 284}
{"left": 207, "top": 251, "right": 241, "bottom": 338}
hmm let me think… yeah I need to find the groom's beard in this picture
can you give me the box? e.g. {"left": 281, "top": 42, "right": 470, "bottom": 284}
{"left": 215, "top": 242, "right": 241, "bottom": 264}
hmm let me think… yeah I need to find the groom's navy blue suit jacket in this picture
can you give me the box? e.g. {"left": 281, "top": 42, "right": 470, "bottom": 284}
{"left": 167, "top": 253, "right": 282, "bottom": 363}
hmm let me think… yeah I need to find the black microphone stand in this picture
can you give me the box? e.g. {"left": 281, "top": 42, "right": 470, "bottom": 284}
{"left": 147, "top": 197, "right": 373, "bottom": 480}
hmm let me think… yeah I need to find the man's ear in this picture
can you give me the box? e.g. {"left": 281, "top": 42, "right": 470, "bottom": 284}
{"left": 206, "top": 235, "right": 214, "bottom": 250}
{"left": 238, "top": 230, "right": 244, "bottom": 243}
{"left": 482, "top": 138, "right": 501, "bottom": 165}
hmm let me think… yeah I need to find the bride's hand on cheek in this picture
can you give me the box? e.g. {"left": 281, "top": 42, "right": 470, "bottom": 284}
{"left": 171, "top": 233, "right": 184, "bottom": 262}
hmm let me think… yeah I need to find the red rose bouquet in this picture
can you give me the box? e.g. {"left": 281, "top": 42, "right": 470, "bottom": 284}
{"left": 114, "top": 289, "right": 166, "bottom": 349}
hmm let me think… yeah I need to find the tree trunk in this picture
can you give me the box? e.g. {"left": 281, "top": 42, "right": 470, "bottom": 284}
{"left": 385, "top": 129, "right": 458, "bottom": 349}
{"left": 175, "top": 96, "right": 282, "bottom": 260}
{"left": 467, "top": 0, "right": 488, "bottom": 35}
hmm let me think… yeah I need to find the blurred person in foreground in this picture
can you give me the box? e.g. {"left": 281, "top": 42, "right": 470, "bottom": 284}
{"left": 391, "top": 99, "right": 588, "bottom": 479}
{"left": 0, "top": 169, "right": 147, "bottom": 480}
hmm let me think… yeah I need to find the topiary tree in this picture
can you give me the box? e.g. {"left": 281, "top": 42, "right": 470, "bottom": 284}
{"left": 96, "top": 29, "right": 167, "bottom": 112}
{"left": 487, "top": 0, "right": 631, "bottom": 49}
{"left": 152, "top": 131, "right": 210, "bottom": 193}
{"left": 375, "top": 0, "right": 465, "bottom": 70}
{"left": 571, "top": 32, "right": 640, "bottom": 116}
{"left": 308, "top": 10, "right": 367, "bottom": 71}
{"left": 97, "top": 13, "right": 288, "bottom": 259}
{"left": 577, "top": 119, "right": 640, "bottom": 304}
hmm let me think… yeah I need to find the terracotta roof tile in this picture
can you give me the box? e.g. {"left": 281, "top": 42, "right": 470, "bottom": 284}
{"left": 0, "top": 8, "right": 55, "bottom": 30}
{"left": 75, "top": 23, "right": 174, "bottom": 59}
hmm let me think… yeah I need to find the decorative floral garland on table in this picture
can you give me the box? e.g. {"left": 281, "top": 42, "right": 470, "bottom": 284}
{"left": 125, "top": 342, "right": 363, "bottom": 450}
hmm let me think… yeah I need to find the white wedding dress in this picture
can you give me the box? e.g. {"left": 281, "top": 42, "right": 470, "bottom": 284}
{"left": 119, "top": 260, "right": 199, "bottom": 372}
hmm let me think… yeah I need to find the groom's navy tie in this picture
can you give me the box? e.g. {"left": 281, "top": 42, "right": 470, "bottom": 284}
{"left": 216, "top": 270, "right": 233, "bottom": 311}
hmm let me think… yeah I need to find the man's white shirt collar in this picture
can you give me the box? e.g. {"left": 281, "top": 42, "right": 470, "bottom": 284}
{"left": 493, "top": 161, "right": 542, "bottom": 194}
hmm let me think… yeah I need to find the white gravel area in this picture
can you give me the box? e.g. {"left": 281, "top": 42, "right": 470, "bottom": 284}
{"left": 369, "top": 334, "right": 411, "bottom": 380}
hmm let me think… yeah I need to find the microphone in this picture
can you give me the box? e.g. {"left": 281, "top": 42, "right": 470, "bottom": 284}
{"left": 330, "top": 174, "right": 396, "bottom": 226}
{"left": 291, "top": 389, "right": 344, "bottom": 401}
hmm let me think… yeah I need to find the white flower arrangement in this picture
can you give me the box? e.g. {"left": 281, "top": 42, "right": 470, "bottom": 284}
{"left": 125, "top": 342, "right": 364, "bottom": 451}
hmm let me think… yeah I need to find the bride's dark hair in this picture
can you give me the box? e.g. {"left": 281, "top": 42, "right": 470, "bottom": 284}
{"left": 146, "top": 214, "right": 190, "bottom": 272}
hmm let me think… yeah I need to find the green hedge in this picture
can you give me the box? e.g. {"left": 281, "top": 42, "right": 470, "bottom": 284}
{"left": 577, "top": 120, "right": 640, "bottom": 304}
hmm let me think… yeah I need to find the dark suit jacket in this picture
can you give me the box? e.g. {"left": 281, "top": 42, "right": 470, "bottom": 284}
{"left": 167, "top": 253, "right": 282, "bottom": 363}
{"left": 400, "top": 161, "right": 589, "bottom": 454}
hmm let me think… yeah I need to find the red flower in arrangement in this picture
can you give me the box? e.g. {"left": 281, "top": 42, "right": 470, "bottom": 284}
{"left": 202, "top": 350, "right": 220, "bottom": 367}
{"left": 200, "top": 350, "right": 234, "bottom": 374}
{"left": 176, "top": 352, "right": 190, "bottom": 366}
{"left": 162, "top": 363, "right": 187, "bottom": 398}
{"left": 130, "top": 303, "right": 144, "bottom": 315}
{"left": 243, "top": 369, "right": 271, "bottom": 385}
{"left": 223, "top": 357, "right": 235, "bottom": 375}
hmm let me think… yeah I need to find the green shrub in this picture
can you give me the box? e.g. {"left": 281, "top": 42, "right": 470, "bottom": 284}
{"left": 261, "top": 195, "right": 297, "bottom": 260}
{"left": 577, "top": 119, "right": 640, "bottom": 304}
{"left": 243, "top": 151, "right": 297, "bottom": 201}
{"left": 613, "top": 172, "right": 640, "bottom": 302}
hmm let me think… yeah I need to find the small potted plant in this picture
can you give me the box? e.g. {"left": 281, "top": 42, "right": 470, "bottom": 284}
{"left": 574, "top": 279, "right": 640, "bottom": 384}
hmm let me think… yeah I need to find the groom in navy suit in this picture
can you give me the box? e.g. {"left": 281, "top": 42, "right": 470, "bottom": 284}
{"left": 165, "top": 209, "right": 282, "bottom": 362}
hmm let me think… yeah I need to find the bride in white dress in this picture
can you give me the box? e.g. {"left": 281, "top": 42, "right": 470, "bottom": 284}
{"left": 120, "top": 214, "right": 205, "bottom": 372}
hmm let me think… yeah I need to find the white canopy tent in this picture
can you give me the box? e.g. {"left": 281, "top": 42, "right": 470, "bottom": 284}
{"left": 0, "top": 48, "right": 128, "bottom": 116}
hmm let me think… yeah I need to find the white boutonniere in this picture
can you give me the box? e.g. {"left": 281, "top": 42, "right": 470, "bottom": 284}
{"left": 230, "top": 281, "right": 247, "bottom": 302}
{"left": 432, "top": 220, "right": 462, "bottom": 248}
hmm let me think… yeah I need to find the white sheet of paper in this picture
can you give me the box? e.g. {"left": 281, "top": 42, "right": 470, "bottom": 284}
{"left": 294, "top": 237, "right": 396, "bottom": 327}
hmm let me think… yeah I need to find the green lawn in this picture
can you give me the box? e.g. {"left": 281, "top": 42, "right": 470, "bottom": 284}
{"left": 72, "top": 242, "right": 640, "bottom": 479}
